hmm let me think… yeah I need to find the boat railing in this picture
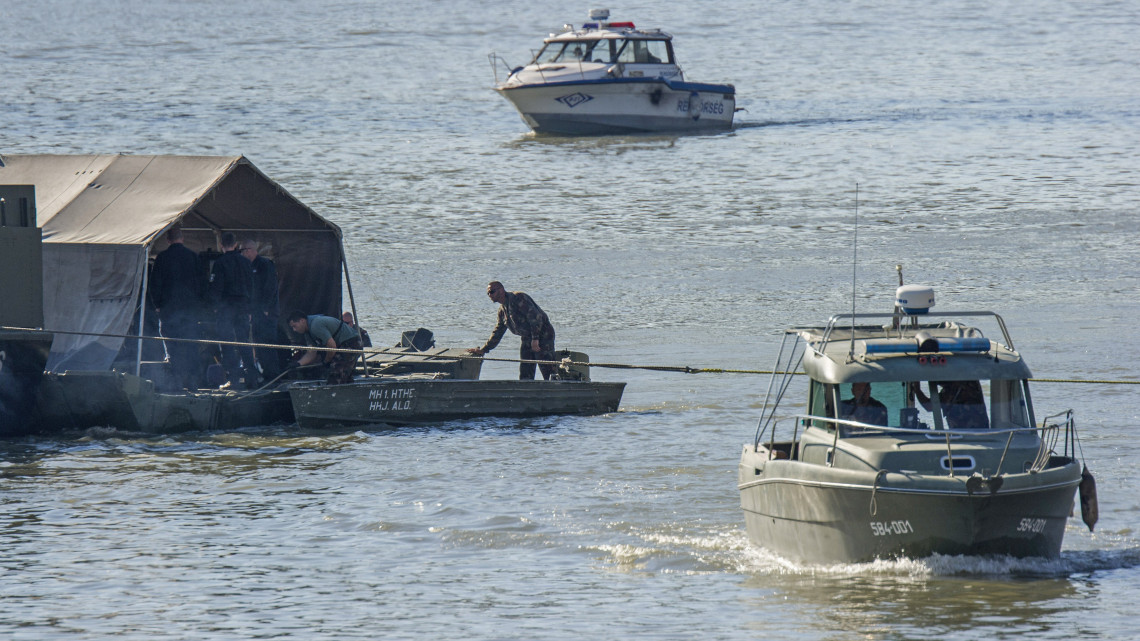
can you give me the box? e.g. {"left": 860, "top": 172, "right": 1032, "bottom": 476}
{"left": 816, "top": 310, "right": 1016, "bottom": 352}
{"left": 758, "top": 412, "right": 1071, "bottom": 477}
{"left": 752, "top": 331, "right": 805, "bottom": 448}
{"left": 488, "top": 53, "right": 517, "bottom": 84}
{"left": 1039, "top": 408, "right": 1077, "bottom": 464}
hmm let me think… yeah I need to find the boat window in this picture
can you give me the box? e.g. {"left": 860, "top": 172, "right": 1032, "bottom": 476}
{"left": 534, "top": 43, "right": 589, "bottom": 64}
{"left": 617, "top": 39, "right": 670, "bottom": 64}
{"left": 585, "top": 40, "right": 614, "bottom": 63}
{"left": 808, "top": 380, "right": 833, "bottom": 430}
{"left": 834, "top": 382, "right": 908, "bottom": 430}
{"left": 912, "top": 380, "right": 992, "bottom": 429}
{"left": 533, "top": 43, "right": 561, "bottom": 63}
{"left": 817, "top": 379, "right": 1029, "bottom": 433}
{"left": 989, "top": 379, "right": 1032, "bottom": 429}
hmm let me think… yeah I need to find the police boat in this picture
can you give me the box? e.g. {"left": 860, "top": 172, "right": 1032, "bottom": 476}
{"left": 489, "top": 9, "right": 736, "bottom": 135}
{"left": 738, "top": 285, "right": 1097, "bottom": 564}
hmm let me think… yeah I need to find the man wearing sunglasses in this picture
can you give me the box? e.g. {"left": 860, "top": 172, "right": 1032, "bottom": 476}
{"left": 468, "top": 281, "right": 557, "bottom": 380}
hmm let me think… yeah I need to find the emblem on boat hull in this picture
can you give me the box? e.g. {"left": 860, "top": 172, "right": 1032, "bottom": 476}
{"left": 555, "top": 92, "right": 593, "bottom": 108}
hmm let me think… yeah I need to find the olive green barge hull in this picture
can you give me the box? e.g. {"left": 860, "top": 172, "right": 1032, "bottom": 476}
{"left": 289, "top": 378, "right": 626, "bottom": 428}
{"left": 19, "top": 347, "right": 482, "bottom": 435}
{"left": 32, "top": 371, "right": 294, "bottom": 434}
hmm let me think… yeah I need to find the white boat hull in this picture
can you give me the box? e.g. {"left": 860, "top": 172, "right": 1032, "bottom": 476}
{"left": 496, "top": 79, "right": 735, "bottom": 135}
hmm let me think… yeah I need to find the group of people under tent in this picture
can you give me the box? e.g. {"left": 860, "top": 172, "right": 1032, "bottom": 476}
{"left": 151, "top": 228, "right": 560, "bottom": 389}
{"left": 148, "top": 226, "right": 373, "bottom": 390}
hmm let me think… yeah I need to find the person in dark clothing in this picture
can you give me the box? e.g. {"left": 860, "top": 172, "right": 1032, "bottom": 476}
{"left": 467, "top": 281, "right": 557, "bottom": 380}
{"left": 241, "top": 239, "right": 282, "bottom": 380}
{"left": 149, "top": 226, "right": 204, "bottom": 389}
{"left": 210, "top": 232, "right": 256, "bottom": 388}
{"left": 341, "top": 312, "right": 372, "bottom": 348}
{"left": 912, "top": 380, "right": 990, "bottom": 429}
{"left": 839, "top": 382, "right": 889, "bottom": 427}
{"left": 287, "top": 311, "right": 362, "bottom": 384}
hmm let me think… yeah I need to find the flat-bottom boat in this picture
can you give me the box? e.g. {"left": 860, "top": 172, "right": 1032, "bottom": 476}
{"left": 27, "top": 344, "right": 482, "bottom": 435}
{"left": 738, "top": 284, "right": 1096, "bottom": 563}
{"left": 289, "top": 376, "right": 625, "bottom": 428}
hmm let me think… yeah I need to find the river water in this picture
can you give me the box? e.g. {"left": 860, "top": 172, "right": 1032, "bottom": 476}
{"left": 3, "top": 0, "right": 1140, "bottom": 638}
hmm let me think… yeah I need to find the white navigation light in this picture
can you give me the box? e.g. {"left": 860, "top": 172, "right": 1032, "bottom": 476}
{"left": 896, "top": 285, "right": 935, "bottom": 315}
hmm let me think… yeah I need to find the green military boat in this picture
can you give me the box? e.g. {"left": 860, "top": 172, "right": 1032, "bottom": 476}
{"left": 288, "top": 351, "right": 624, "bottom": 429}
{"left": 738, "top": 285, "right": 1096, "bottom": 564}
{"left": 289, "top": 377, "right": 625, "bottom": 428}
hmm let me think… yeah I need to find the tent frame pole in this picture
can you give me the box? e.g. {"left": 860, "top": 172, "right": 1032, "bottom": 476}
{"left": 135, "top": 245, "right": 149, "bottom": 377}
{"left": 339, "top": 244, "right": 367, "bottom": 376}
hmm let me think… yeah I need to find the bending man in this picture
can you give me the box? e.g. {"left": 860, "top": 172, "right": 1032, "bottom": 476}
{"left": 287, "top": 311, "right": 362, "bottom": 384}
{"left": 468, "top": 281, "right": 557, "bottom": 380}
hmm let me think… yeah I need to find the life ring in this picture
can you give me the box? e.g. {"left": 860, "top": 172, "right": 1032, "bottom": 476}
{"left": 688, "top": 92, "right": 702, "bottom": 121}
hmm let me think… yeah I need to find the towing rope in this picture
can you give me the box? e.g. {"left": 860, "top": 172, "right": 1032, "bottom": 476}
{"left": 2, "top": 325, "right": 1138, "bottom": 385}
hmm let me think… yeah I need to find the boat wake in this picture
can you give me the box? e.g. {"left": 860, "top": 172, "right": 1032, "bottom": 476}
{"left": 584, "top": 523, "right": 1140, "bottom": 579}
{"left": 733, "top": 116, "right": 876, "bottom": 130}
{"left": 735, "top": 536, "right": 1140, "bottom": 579}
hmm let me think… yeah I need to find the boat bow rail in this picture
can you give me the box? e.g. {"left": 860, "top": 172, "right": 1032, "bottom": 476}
{"left": 814, "top": 310, "right": 1017, "bottom": 354}
{"left": 765, "top": 413, "right": 1075, "bottom": 476}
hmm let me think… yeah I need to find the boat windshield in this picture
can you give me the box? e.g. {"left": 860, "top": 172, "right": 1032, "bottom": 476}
{"left": 533, "top": 38, "right": 671, "bottom": 65}
{"left": 615, "top": 39, "right": 671, "bottom": 64}
{"left": 811, "top": 378, "right": 1033, "bottom": 433}
{"left": 534, "top": 42, "right": 593, "bottom": 63}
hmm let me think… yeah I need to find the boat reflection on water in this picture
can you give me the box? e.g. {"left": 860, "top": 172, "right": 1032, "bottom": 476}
{"left": 739, "top": 567, "right": 1083, "bottom": 639}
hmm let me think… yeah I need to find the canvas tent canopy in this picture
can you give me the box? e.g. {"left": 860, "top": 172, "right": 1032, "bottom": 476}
{"left": 0, "top": 154, "right": 345, "bottom": 372}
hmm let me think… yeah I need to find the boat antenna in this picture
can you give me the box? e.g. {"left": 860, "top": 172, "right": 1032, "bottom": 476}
{"left": 848, "top": 184, "right": 859, "bottom": 361}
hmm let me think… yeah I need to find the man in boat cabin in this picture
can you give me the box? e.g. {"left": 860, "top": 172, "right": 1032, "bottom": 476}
{"left": 839, "top": 382, "right": 889, "bottom": 427}
{"left": 912, "top": 380, "right": 990, "bottom": 429}
{"left": 286, "top": 311, "right": 363, "bottom": 384}
{"left": 467, "top": 281, "right": 557, "bottom": 380}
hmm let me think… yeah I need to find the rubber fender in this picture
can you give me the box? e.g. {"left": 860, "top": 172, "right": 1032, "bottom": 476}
{"left": 1079, "top": 465, "right": 1099, "bottom": 532}
{"left": 688, "top": 92, "right": 701, "bottom": 121}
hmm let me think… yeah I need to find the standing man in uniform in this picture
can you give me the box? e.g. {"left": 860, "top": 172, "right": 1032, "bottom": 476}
{"left": 241, "top": 239, "right": 282, "bottom": 380}
{"left": 467, "top": 281, "right": 557, "bottom": 380}
{"left": 287, "top": 311, "right": 362, "bottom": 384}
{"left": 210, "top": 232, "right": 256, "bottom": 388}
{"left": 149, "top": 226, "right": 204, "bottom": 390}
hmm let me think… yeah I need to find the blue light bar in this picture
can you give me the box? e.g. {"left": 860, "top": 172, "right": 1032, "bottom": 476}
{"left": 935, "top": 337, "right": 990, "bottom": 352}
{"left": 865, "top": 341, "right": 913, "bottom": 354}
{"left": 864, "top": 337, "right": 990, "bottom": 354}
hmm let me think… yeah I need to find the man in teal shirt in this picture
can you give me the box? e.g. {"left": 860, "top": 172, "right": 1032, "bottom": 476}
{"left": 286, "top": 311, "right": 362, "bottom": 384}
